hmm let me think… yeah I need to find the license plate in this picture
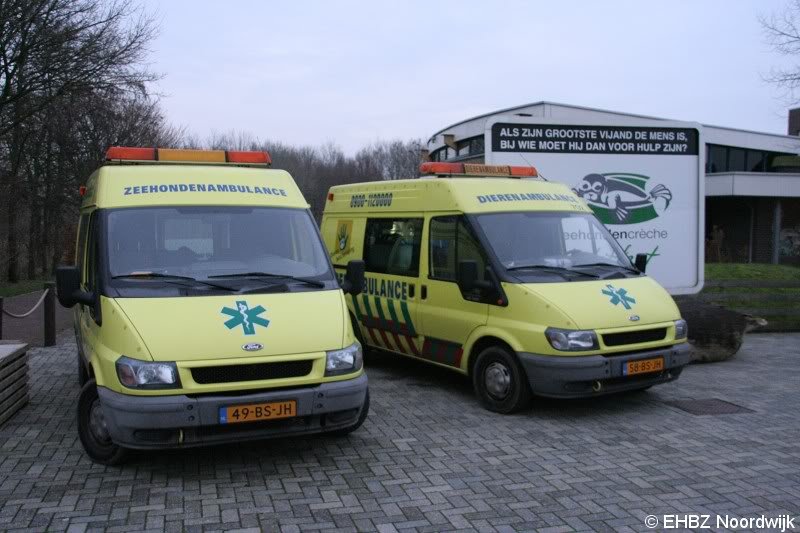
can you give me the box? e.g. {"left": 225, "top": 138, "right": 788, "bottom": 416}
{"left": 219, "top": 400, "right": 296, "bottom": 424}
{"left": 624, "top": 357, "right": 664, "bottom": 376}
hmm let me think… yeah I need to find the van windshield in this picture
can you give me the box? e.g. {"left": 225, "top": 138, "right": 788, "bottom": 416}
{"left": 474, "top": 211, "right": 633, "bottom": 277}
{"left": 106, "top": 206, "right": 333, "bottom": 284}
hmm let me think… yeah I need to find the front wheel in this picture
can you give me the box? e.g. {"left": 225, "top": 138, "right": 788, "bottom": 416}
{"left": 77, "top": 380, "right": 129, "bottom": 465}
{"left": 472, "top": 346, "right": 532, "bottom": 414}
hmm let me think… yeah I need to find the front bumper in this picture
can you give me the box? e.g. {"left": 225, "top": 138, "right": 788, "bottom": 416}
{"left": 519, "top": 343, "right": 692, "bottom": 398}
{"left": 97, "top": 373, "right": 368, "bottom": 449}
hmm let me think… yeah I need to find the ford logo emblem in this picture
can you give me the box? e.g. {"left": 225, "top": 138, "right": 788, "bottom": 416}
{"left": 629, "top": 315, "right": 640, "bottom": 322}
{"left": 242, "top": 343, "right": 263, "bottom": 352}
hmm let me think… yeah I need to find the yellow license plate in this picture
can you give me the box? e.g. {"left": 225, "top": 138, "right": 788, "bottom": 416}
{"left": 219, "top": 400, "right": 296, "bottom": 424}
{"left": 624, "top": 357, "right": 664, "bottom": 376}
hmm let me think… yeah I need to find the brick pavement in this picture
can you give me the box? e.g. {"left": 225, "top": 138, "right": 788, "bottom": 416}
{"left": 0, "top": 333, "right": 798, "bottom": 532}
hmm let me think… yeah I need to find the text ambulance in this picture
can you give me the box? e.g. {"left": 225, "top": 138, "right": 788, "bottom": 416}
{"left": 57, "top": 146, "right": 368, "bottom": 464}
{"left": 321, "top": 162, "right": 691, "bottom": 413}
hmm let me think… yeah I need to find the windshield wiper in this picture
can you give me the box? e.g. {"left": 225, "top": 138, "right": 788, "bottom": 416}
{"left": 574, "top": 262, "right": 641, "bottom": 274}
{"left": 208, "top": 271, "right": 326, "bottom": 288}
{"left": 505, "top": 264, "right": 600, "bottom": 279}
{"left": 112, "top": 272, "right": 236, "bottom": 291}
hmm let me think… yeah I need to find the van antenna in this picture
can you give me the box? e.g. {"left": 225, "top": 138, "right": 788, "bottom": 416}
{"left": 516, "top": 152, "right": 547, "bottom": 181}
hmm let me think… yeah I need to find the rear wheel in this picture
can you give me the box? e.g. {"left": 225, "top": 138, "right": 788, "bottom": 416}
{"left": 77, "top": 380, "right": 129, "bottom": 465}
{"left": 328, "top": 389, "right": 370, "bottom": 437}
{"left": 472, "top": 346, "right": 531, "bottom": 414}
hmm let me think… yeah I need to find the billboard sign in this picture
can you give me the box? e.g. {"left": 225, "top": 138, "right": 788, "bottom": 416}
{"left": 486, "top": 116, "right": 704, "bottom": 294}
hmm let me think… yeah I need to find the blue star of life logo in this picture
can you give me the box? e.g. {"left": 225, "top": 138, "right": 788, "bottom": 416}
{"left": 601, "top": 284, "right": 636, "bottom": 310}
{"left": 220, "top": 300, "right": 269, "bottom": 335}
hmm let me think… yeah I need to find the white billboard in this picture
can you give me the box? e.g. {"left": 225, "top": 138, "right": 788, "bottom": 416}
{"left": 486, "top": 116, "right": 704, "bottom": 294}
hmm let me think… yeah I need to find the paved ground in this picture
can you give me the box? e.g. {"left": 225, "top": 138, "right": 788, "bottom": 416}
{"left": 0, "top": 334, "right": 798, "bottom": 532}
{"left": 0, "top": 290, "right": 72, "bottom": 347}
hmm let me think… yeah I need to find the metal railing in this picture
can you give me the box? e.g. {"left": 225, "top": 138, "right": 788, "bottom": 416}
{"left": 0, "top": 282, "right": 56, "bottom": 346}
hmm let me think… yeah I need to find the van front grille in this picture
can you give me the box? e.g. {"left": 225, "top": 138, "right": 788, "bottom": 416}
{"left": 191, "top": 360, "right": 313, "bottom": 384}
{"left": 602, "top": 328, "right": 667, "bottom": 347}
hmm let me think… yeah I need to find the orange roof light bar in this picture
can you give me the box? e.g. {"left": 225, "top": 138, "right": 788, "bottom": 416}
{"left": 419, "top": 162, "right": 538, "bottom": 178}
{"left": 106, "top": 146, "right": 156, "bottom": 160}
{"left": 227, "top": 150, "right": 272, "bottom": 164}
{"left": 158, "top": 148, "right": 226, "bottom": 162}
{"left": 105, "top": 146, "right": 271, "bottom": 165}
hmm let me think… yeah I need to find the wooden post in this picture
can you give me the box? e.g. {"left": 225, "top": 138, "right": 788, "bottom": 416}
{"left": 43, "top": 282, "right": 56, "bottom": 347}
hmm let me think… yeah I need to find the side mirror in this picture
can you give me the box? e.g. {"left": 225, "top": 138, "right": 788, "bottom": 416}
{"left": 458, "top": 259, "right": 495, "bottom": 291}
{"left": 341, "top": 260, "right": 365, "bottom": 295}
{"left": 458, "top": 259, "right": 480, "bottom": 292}
{"left": 56, "top": 265, "right": 94, "bottom": 308}
{"left": 634, "top": 253, "right": 648, "bottom": 273}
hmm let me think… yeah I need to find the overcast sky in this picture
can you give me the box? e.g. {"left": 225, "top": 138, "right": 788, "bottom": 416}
{"left": 141, "top": 0, "right": 795, "bottom": 153}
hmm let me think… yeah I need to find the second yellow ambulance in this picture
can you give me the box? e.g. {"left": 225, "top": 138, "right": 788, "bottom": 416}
{"left": 321, "top": 162, "right": 690, "bottom": 413}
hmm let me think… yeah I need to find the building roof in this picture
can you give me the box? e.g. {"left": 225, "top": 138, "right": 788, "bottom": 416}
{"left": 428, "top": 101, "right": 800, "bottom": 149}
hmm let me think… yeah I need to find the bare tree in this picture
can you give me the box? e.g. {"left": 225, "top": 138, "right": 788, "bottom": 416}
{"left": 0, "top": 0, "right": 162, "bottom": 281}
{"left": 0, "top": 0, "right": 158, "bottom": 136}
{"left": 761, "top": 0, "right": 800, "bottom": 95}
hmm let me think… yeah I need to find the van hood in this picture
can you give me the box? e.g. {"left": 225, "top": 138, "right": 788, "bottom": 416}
{"left": 519, "top": 276, "right": 680, "bottom": 330}
{"left": 114, "top": 290, "right": 345, "bottom": 362}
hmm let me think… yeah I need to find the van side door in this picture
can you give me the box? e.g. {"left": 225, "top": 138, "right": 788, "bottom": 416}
{"left": 78, "top": 211, "right": 101, "bottom": 365}
{"left": 354, "top": 215, "right": 424, "bottom": 356}
{"left": 417, "top": 214, "right": 489, "bottom": 369}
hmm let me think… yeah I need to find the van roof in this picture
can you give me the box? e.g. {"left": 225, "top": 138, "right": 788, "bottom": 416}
{"left": 324, "top": 177, "right": 592, "bottom": 215}
{"left": 82, "top": 164, "right": 309, "bottom": 210}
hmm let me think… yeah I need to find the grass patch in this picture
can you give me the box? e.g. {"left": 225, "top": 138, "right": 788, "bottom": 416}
{"left": 705, "top": 262, "right": 800, "bottom": 281}
{"left": 0, "top": 280, "right": 51, "bottom": 297}
{"left": 703, "top": 263, "right": 800, "bottom": 331}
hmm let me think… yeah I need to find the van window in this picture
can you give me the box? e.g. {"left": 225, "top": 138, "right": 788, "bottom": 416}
{"left": 475, "top": 211, "right": 629, "bottom": 270}
{"left": 429, "top": 216, "right": 487, "bottom": 282}
{"left": 561, "top": 216, "right": 616, "bottom": 260}
{"left": 76, "top": 213, "right": 90, "bottom": 276}
{"left": 364, "top": 218, "right": 423, "bottom": 277}
{"left": 106, "top": 207, "right": 332, "bottom": 281}
{"left": 84, "top": 212, "right": 98, "bottom": 292}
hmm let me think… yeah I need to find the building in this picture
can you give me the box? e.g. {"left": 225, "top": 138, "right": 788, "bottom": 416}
{"left": 426, "top": 102, "right": 800, "bottom": 266}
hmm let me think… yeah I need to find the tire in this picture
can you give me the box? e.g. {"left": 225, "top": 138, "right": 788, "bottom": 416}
{"left": 472, "top": 346, "right": 532, "bottom": 414}
{"left": 77, "top": 355, "right": 89, "bottom": 387}
{"left": 77, "top": 380, "right": 129, "bottom": 465}
{"left": 328, "top": 389, "right": 370, "bottom": 437}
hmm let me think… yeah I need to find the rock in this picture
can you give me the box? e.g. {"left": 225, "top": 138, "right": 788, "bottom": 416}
{"left": 673, "top": 297, "right": 765, "bottom": 363}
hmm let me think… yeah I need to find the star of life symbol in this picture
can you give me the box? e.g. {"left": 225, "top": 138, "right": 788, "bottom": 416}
{"left": 221, "top": 300, "right": 269, "bottom": 335}
{"left": 601, "top": 284, "right": 636, "bottom": 310}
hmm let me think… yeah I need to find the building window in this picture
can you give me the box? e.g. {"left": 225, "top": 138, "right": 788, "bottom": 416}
{"left": 363, "top": 217, "right": 423, "bottom": 277}
{"left": 747, "top": 150, "right": 766, "bottom": 172}
{"left": 728, "top": 148, "right": 746, "bottom": 172}
{"left": 707, "top": 145, "right": 727, "bottom": 173}
{"left": 706, "top": 143, "right": 795, "bottom": 173}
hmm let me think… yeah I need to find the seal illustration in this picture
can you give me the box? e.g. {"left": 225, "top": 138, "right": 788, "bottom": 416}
{"left": 573, "top": 173, "right": 672, "bottom": 223}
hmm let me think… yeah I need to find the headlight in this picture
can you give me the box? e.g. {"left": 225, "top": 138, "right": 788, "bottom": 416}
{"left": 674, "top": 319, "right": 688, "bottom": 339}
{"left": 116, "top": 356, "right": 180, "bottom": 389}
{"left": 545, "top": 328, "right": 599, "bottom": 351}
{"left": 325, "top": 342, "right": 363, "bottom": 376}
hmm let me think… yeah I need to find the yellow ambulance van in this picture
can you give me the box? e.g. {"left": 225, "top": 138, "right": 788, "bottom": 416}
{"left": 321, "top": 162, "right": 690, "bottom": 414}
{"left": 56, "top": 146, "right": 369, "bottom": 464}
